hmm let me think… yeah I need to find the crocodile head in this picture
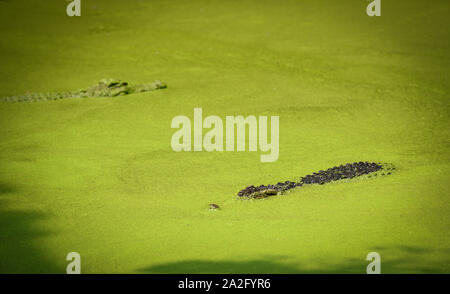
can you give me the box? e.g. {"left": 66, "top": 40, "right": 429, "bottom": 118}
{"left": 86, "top": 79, "right": 130, "bottom": 97}
{"left": 98, "top": 78, "right": 129, "bottom": 88}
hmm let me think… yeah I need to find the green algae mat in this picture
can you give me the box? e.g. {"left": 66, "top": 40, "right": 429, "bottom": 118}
{"left": 0, "top": 0, "right": 449, "bottom": 273}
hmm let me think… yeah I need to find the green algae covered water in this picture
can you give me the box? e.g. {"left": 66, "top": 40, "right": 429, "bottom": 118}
{"left": 0, "top": 0, "right": 449, "bottom": 273}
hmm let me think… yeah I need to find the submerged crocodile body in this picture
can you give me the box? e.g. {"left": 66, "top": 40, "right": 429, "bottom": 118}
{"left": 238, "top": 161, "right": 396, "bottom": 199}
{"left": 0, "top": 79, "right": 167, "bottom": 103}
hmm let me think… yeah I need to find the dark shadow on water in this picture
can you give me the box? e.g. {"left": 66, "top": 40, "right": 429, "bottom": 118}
{"left": 138, "top": 246, "right": 450, "bottom": 274}
{"left": 0, "top": 182, "right": 16, "bottom": 194}
{"left": 0, "top": 183, "right": 60, "bottom": 273}
{"left": 138, "top": 256, "right": 300, "bottom": 274}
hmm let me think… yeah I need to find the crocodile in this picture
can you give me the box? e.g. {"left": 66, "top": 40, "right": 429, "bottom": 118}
{"left": 237, "top": 161, "right": 396, "bottom": 199}
{"left": 0, "top": 78, "right": 167, "bottom": 103}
